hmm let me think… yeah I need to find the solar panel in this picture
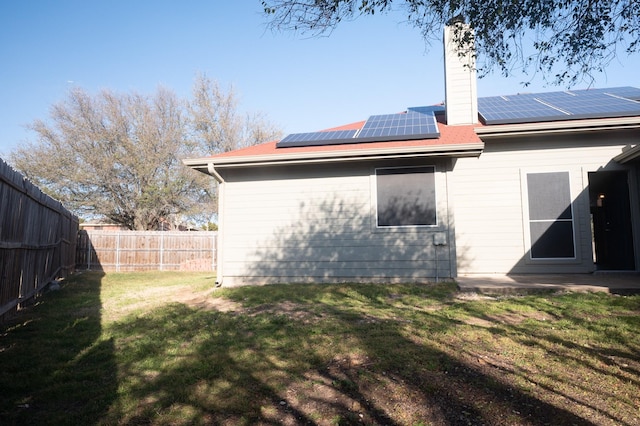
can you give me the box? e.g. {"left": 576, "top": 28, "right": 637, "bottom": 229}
{"left": 357, "top": 110, "right": 440, "bottom": 141}
{"left": 407, "top": 105, "right": 446, "bottom": 114}
{"left": 478, "top": 95, "right": 563, "bottom": 124}
{"left": 536, "top": 90, "right": 640, "bottom": 118}
{"left": 275, "top": 86, "right": 640, "bottom": 148}
{"left": 577, "top": 86, "right": 640, "bottom": 101}
{"left": 276, "top": 108, "right": 441, "bottom": 148}
{"left": 478, "top": 87, "right": 640, "bottom": 125}
{"left": 276, "top": 129, "right": 358, "bottom": 148}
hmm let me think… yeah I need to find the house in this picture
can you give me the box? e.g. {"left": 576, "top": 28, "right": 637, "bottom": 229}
{"left": 80, "top": 222, "right": 127, "bottom": 231}
{"left": 185, "top": 24, "right": 640, "bottom": 287}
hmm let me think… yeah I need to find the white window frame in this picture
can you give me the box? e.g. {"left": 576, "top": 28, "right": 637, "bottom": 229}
{"left": 373, "top": 165, "right": 438, "bottom": 229}
{"left": 521, "top": 170, "right": 578, "bottom": 262}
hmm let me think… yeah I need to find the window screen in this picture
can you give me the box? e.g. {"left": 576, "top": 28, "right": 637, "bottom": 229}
{"left": 376, "top": 166, "right": 436, "bottom": 227}
{"left": 527, "top": 172, "right": 575, "bottom": 259}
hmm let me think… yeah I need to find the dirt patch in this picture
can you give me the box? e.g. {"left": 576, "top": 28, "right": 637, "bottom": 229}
{"left": 261, "top": 353, "right": 450, "bottom": 426}
{"left": 244, "top": 301, "right": 325, "bottom": 323}
{"left": 464, "top": 310, "right": 553, "bottom": 327}
{"left": 455, "top": 292, "right": 498, "bottom": 301}
{"left": 172, "top": 292, "right": 326, "bottom": 324}
{"left": 172, "top": 290, "right": 243, "bottom": 312}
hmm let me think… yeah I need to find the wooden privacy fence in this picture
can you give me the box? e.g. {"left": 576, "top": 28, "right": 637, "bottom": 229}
{"left": 0, "top": 158, "right": 78, "bottom": 318}
{"left": 76, "top": 230, "right": 217, "bottom": 272}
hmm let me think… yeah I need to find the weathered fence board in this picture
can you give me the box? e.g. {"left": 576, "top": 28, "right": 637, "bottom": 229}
{"left": 0, "top": 158, "right": 78, "bottom": 319}
{"left": 76, "top": 230, "right": 217, "bottom": 272}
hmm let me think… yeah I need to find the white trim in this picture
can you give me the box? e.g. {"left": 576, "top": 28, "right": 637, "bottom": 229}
{"left": 215, "top": 179, "right": 225, "bottom": 286}
{"left": 183, "top": 143, "right": 483, "bottom": 170}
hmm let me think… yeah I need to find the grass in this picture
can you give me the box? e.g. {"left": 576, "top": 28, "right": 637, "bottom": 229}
{"left": 0, "top": 271, "right": 638, "bottom": 425}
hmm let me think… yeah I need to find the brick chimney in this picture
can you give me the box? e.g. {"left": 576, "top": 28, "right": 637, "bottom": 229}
{"left": 443, "top": 20, "right": 478, "bottom": 125}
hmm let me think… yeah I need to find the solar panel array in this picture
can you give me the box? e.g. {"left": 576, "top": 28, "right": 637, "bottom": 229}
{"left": 577, "top": 86, "right": 640, "bottom": 100}
{"left": 275, "top": 86, "right": 640, "bottom": 148}
{"left": 276, "top": 129, "right": 358, "bottom": 148}
{"left": 478, "top": 86, "right": 640, "bottom": 125}
{"left": 407, "top": 105, "right": 446, "bottom": 114}
{"left": 275, "top": 109, "right": 440, "bottom": 148}
{"left": 357, "top": 111, "right": 440, "bottom": 141}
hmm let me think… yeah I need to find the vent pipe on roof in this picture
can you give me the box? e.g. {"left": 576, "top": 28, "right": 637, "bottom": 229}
{"left": 443, "top": 20, "right": 478, "bottom": 125}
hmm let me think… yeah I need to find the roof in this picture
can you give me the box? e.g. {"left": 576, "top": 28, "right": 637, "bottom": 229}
{"left": 184, "top": 115, "right": 484, "bottom": 171}
{"left": 478, "top": 86, "right": 640, "bottom": 125}
{"left": 183, "top": 86, "right": 640, "bottom": 174}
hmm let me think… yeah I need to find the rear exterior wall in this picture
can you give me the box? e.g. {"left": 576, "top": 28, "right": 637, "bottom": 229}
{"left": 451, "top": 129, "right": 639, "bottom": 275}
{"left": 217, "top": 158, "right": 455, "bottom": 286}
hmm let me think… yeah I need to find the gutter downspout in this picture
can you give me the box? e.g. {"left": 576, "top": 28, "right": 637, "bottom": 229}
{"left": 207, "top": 162, "right": 224, "bottom": 183}
{"left": 208, "top": 163, "right": 225, "bottom": 287}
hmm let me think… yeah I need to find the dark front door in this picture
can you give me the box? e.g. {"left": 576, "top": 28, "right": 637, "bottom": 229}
{"left": 588, "top": 171, "right": 635, "bottom": 270}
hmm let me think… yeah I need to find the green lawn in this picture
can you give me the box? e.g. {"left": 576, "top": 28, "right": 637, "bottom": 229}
{"left": 1, "top": 271, "right": 638, "bottom": 425}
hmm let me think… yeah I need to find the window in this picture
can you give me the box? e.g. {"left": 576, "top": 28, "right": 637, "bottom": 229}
{"left": 376, "top": 166, "right": 436, "bottom": 227}
{"left": 526, "top": 172, "right": 575, "bottom": 259}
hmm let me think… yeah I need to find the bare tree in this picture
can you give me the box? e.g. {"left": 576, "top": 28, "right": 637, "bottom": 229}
{"left": 262, "top": 0, "right": 640, "bottom": 85}
{"left": 11, "top": 79, "right": 281, "bottom": 230}
{"left": 188, "top": 73, "right": 282, "bottom": 155}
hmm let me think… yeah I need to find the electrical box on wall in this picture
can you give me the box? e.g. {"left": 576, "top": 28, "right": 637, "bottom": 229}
{"left": 433, "top": 232, "right": 447, "bottom": 246}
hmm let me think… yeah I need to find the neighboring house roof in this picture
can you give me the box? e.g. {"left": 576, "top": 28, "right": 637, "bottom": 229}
{"left": 79, "top": 222, "right": 126, "bottom": 231}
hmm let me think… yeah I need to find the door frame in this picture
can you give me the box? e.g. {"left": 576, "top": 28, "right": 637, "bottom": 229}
{"left": 588, "top": 170, "right": 636, "bottom": 270}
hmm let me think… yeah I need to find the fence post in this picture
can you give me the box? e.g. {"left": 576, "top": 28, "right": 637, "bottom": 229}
{"left": 160, "top": 231, "right": 164, "bottom": 271}
{"left": 212, "top": 232, "right": 216, "bottom": 271}
{"left": 116, "top": 232, "right": 120, "bottom": 272}
{"left": 86, "top": 233, "right": 91, "bottom": 270}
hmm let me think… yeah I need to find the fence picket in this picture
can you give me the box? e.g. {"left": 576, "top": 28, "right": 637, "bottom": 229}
{"left": 0, "top": 158, "right": 78, "bottom": 319}
{"left": 1, "top": 157, "right": 218, "bottom": 321}
{"left": 76, "top": 230, "right": 217, "bottom": 272}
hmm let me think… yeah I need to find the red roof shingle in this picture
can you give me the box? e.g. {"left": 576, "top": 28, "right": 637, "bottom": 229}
{"left": 210, "top": 117, "right": 483, "bottom": 161}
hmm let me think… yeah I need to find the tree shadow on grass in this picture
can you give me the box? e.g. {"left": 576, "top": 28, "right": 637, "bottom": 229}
{"left": 105, "top": 303, "right": 319, "bottom": 425}
{"left": 435, "top": 292, "right": 640, "bottom": 426}
{"left": 100, "top": 283, "right": 608, "bottom": 425}
{"left": 304, "top": 286, "right": 601, "bottom": 426}
{"left": 0, "top": 272, "right": 117, "bottom": 425}
{"left": 205, "top": 193, "right": 636, "bottom": 423}
{"left": 2, "top": 273, "right": 634, "bottom": 424}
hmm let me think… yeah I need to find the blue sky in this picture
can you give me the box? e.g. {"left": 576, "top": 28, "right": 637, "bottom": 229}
{"left": 1, "top": 1, "right": 639, "bottom": 156}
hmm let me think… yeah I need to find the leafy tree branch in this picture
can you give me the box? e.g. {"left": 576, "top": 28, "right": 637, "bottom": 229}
{"left": 262, "top": 0, "right": 640, "bottom": 85}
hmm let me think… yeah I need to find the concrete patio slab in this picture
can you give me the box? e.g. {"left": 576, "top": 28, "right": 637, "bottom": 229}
{"left": 456, "top": 272, "right": 640, "bottom": 295}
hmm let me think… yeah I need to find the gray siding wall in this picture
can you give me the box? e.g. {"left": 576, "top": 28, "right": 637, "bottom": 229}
{"left": 452, "top": 130, "right": 639, "bottom": 275}
{"left": 218, "top": 159, "right": 454, "bottom": 286}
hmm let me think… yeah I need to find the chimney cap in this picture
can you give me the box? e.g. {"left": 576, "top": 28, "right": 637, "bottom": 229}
{"left": 447, "top": 14, "right": 466, "bottom": 26}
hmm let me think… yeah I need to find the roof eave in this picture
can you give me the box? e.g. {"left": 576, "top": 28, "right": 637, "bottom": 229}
{"left": 476, "top": 116, "right": 640, "bottom": 138}
{"left": 183, "top": 142, "right": 484, "bottom": 173}
{"left": 614, "top": 144, "right": 640, "bottom": 164}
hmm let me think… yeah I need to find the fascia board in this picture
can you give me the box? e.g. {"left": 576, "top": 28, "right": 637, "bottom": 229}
{"left": 614, "top": 144, "right": 640, "bottom": 164}
{"left": 183, "top": 143, "right": 483, "bottom": 170}
{"left": 476, "top": 116, "right": 640, "bottom": 138}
